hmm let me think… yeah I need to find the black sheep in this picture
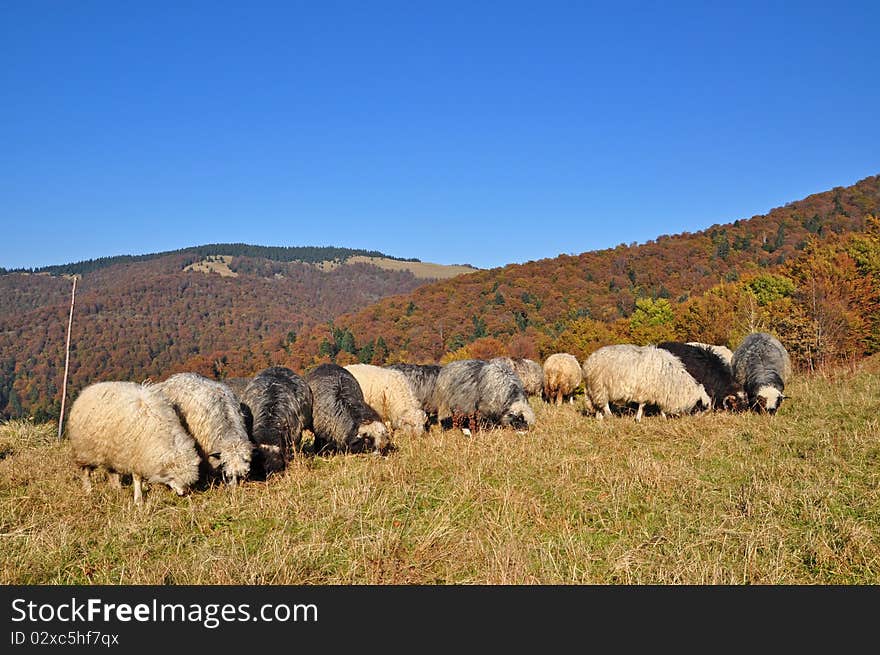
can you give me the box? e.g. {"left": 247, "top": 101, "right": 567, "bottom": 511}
{"left": 240, "top": 366, "right": 313, "bottom": 477}
{"left": 657, "top": 342, "right": 748, "bottom": 411}
{"left": 306, "top": 364, "right": 392, "bottom": 454}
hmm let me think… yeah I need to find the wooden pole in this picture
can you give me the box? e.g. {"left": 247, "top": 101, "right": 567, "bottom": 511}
{"left": 57, "top": 276, "right": 77, "bottom": 440}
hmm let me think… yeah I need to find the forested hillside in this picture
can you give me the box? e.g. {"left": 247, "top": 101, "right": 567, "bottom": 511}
{"left": 0, "top": 253, "right": 430, "bottom": 419}
{"left": 239, "top": 175, "right": 880, "bottom": 374}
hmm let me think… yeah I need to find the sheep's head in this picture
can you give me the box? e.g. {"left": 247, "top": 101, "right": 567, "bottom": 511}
{"left": 754, "top": 386, "right": 784, "bottom": 414}
{"left": 396, "top": 408, "right": 428, "bottom": 436}
{"left": 252, "top": 442, "right": 287, "bottom": 477}
{"left": 693, "top": 386, "right": 711, "bottom": 413}
{"left": 356, "top": 420, "right": 392, "bottom": 454}
{"left": 502, "top": 399, "right": 536, "bottom": 432}
{"left": 722, "top": 390, "right": 749, "bottom": 412}
{"left": 166, "top": 430, "right": 201, "bottom": 492}
{"left": 219, "top": 441, "right": 252, "bottom": 485}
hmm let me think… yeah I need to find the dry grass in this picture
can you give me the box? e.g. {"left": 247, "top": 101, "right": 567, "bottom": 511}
{"left": 183, "top": 255, "right": 239, "bottom": 277}
{"left": 1, "top": 369, "right": 878, "bottom": 584}
{"left": 316, "top": 256, "right": 477, "bottom": 280}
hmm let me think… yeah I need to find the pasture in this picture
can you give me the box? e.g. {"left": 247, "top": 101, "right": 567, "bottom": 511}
{"left": 1, "top": 360, "right": 878, "bottom": 584}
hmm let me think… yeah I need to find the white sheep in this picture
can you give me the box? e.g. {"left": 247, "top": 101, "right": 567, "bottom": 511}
{"left": 344, "top": 363, "right": 427, "bottom": 436}
{"left": 542, "top": 353, "right": 583, "bottom": 405}
{"left": 67, "top": 381, "right": 201, "bottom": 505}
{"left": 581, "top": 344, "right": 711, "bottom": 421}
{"left": 153, "top": 372, "right": 252, "bottom": 484}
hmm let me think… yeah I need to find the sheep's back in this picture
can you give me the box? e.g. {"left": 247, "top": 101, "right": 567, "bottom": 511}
{"left": 68, "top": 381, "right": 193, "bottom": 477}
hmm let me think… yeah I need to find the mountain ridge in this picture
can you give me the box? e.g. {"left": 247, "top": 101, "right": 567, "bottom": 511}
{"left": 1, "top": 243, "right": 481, "bottom": 277}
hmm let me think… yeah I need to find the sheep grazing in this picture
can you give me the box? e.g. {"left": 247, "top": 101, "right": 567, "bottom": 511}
{"left": 657, "top": 342, "right": 747, "bottom": 411}
{"left": 491, "top": 357, "right": 545, "bottom": 397}
{"left": 386, "top": 363, "right": 442, "bottom": 420}
{"left": 66, "top": 381, "right": 201, "bottom": 505}
{"left": 542, "top": 353, "right": 583, "bottom": 405}
{"left": 344, "top": 363, "right": 428, "bottom": 436}
{"left": 434, "top": 359, "right": 535, "bottom": 433}
{"left": 241, "top": 366, "right": 313, "bottom": 476}
{"left": 153, "top": 372, "right": 252, "bottom": 484}
{"left": 306, "top": 363, "right": 392, "bottom": 454}
{"left": 581, "top": 344, "right": 711, "bottom": 422}
{"left": 686, "top": 342, "right": 734, "bottom": 367}
{"left": 732, "top": 332, "right": 792, "bottom": 414}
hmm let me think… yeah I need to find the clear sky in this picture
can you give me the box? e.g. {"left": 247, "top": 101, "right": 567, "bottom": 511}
{"left": 2, "top": 1, "right": 878, "bottom": 270}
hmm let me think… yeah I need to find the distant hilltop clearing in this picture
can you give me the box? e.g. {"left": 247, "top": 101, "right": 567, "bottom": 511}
{"left": 181, "top": 253, "right": 477, "bottom": 280}
{"left": 1, "top": 243, "right": 479, "bottom": 278}
{"left": 315, "top": 256, "right": 478, "bottom": 280}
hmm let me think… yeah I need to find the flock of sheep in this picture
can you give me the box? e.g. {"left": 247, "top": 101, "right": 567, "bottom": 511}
{"left": 65, "top": 332, "right": 791, "bottom": 504}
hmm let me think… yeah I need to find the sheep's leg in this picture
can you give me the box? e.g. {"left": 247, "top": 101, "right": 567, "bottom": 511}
{"left": 660, "top": 410, "right": 667, "bottom": 420}
{"left": 132, "top": 473, "right": 144, "bottom": 506}
{"left": 555, "top": 393, "right": 563, "bottom": 407}
{"left": 80, "top": 466, "right": 93, "bottom": 492}
{"left": 602, "top": 403, "right": 612, "bottom": 419}
{"left": 635, "top": 404, "right": 644, "bottom": 422}
{"left": 108, "top": 471, "right": 122, "bottom": 489}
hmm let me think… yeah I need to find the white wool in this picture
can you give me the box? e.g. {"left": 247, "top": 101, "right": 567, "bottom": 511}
{"left": 67, "top": 381, "right": 201, "bottom": 503}
{"left": 543, "top": 353, "right": 583, "bottom": 405}
{"left": 153, "top": 372, "right": 251, "bottom": 482}
{"left": 582, "top": 344, "right": 710, "bottom": 418}
{"left": 345, "top": 364, "right": 427, "bottom": 435}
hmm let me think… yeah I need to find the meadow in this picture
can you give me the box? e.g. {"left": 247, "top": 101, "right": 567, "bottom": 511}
{"left": 1, "top": 358, "right": 878, "bottom": 584}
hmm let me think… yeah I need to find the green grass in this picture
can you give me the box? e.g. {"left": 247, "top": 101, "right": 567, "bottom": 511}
{"left": 1, "top": 362, "right": 879, "bottom": 584}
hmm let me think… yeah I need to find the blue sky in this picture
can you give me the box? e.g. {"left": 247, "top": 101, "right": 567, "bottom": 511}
{"left": 2, "top": 1, "right": 878, "bottom": 270}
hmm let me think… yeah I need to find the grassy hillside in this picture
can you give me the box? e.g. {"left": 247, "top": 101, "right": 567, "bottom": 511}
{"left": 2, "top": 361, "right": 878, "bottom": 584}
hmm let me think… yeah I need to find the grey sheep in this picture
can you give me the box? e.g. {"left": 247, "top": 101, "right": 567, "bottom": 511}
{"left": 241, "top": 366, "right": 314, "bottom": 476}
{"left": 434, "top": 359, "right": 535, "bottom": 432}
{"left": 491, "top": 357, "right": 545, "bottom": 397}
{"left": 67, "top": 381, "right": 201, "bottom": 505}
{"left": 307, "top": 363, "right": 392, "bottom": 454}
{"left": 386, "top": 363, "right": 442, "bottom": 420}
{"left": 153, "top": 372, "right": 252, "bottom": 484}
{"left": 731, "top": 332, "right": 792, "bottom": 414}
